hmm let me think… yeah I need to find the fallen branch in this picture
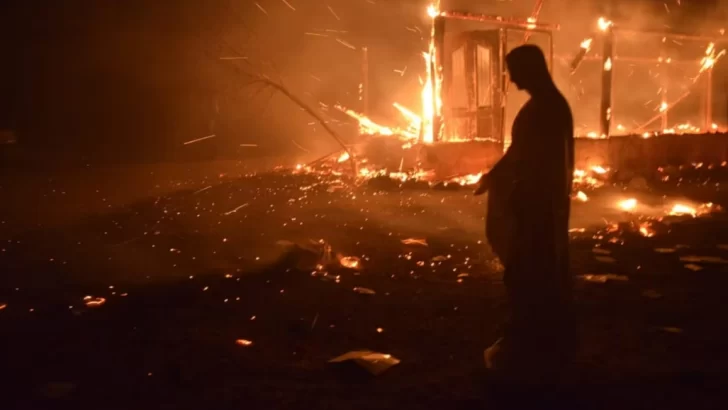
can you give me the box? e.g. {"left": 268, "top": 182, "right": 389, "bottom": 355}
{"left": 254, "top": 76, "right": 358, "bottom": 178}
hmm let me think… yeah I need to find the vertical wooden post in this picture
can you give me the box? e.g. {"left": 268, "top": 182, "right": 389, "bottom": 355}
{"left": 432, "top": 16, "right": 445, "bottom": 142}
{"left": 599, "top": 26, "right": 615, "bottom": 138}
{"left": 361, "top": 47, "right": 369, "bottom": 116}
{"left": 705, "top": 67, "right": 713, "bottom": 130}
{"left": 499, "top": 28, "right": 508, "bottom": 152}
{"left": 660, "top": 43, "right": 668, "bottom": 131}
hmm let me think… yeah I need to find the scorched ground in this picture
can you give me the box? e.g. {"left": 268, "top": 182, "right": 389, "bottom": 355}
{"left": 1, "top": 162, "right": 728, "bottom": 409}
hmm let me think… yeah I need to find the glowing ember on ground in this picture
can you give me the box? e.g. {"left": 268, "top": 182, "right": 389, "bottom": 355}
{"left": 339, "top": 256, "right": 362, "bottom": 270}
{"left": 573, "top": 168, "right": 606, "bottom": 188}
{"left": 83, "top": 296, "right": 106, "bottom": 307}
{"left": 235, "top": 339, "right": 253, "bottom": 347}
{"left": 401, "top": 238, "right": 428, "bottom": 246}
{"left": 618, "top": 198, "right": 638, "bottom": 212}
{"left": 639, "top": 222, "right": 656, "bottom": 237}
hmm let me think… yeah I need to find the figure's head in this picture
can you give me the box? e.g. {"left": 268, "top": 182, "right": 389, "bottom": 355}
{"left": 505, "top": 45, "right": 552, "bottom": 94}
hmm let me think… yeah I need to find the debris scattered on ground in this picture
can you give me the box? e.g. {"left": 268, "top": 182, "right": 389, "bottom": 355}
{"left": 592, "top": 248, "right": 612, "bottom": 255}
{"left": 401, "top": 238, "right": 428, "bottom": 246}
{"left": 679, "top": 255, "right": 728, "bottom": 264}
{"left": 329, "top": 350, "right": 400, "bottom": 376}
{"left": 580, "top": 273, "right": 629, "bottom": 283}
{"left": 235, "top": 339, "right": 254, "bottom": 347}
{"left": 83, "top": 296, "right": 106, "bottom": 307}
{"left": 684, "top": 264, "right": 704, "bottom": 271}
{"left": 353, "top": 287, "right": 376, "bottom": 295}
{"left": 594, "top": 256, "right": 617, "bottom": 264}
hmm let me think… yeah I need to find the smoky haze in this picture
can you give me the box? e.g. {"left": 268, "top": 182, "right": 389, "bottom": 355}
{"left": 0, "top": 0, "right": 725, "bottom": 167}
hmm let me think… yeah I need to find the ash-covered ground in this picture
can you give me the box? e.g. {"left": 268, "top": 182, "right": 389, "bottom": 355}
{"left": 2, "top": 160, "right": 728, "bottom": 409}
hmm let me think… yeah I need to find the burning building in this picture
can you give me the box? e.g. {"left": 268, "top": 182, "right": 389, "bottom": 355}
{"left": 336, "top": 2, "right": 728, "bottom": 181}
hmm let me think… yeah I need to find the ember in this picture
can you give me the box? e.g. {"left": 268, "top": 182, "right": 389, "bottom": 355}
{"left": 339, "top": 256, "right": 362, "bottom": 270}
{"left": 83, "top": 296, "right": 106, "bottom": 308}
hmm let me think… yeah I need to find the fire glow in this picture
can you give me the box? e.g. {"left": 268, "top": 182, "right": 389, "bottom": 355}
{"left": 341, "top": 10, "right": 725, "bottom": 145}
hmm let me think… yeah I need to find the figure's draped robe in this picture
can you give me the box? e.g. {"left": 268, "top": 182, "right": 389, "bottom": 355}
{"left": 485, "top": 87, "right": 575, "bottom": 356}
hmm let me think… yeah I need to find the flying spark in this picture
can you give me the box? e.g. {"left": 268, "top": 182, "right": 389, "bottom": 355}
{"left": 335, "top": 38, "right": 356, "bottom": 50}
{"left": 281, "top": 0, "right": 296, "bottom": 11}
{"left": 224, "top": 203, "right": 249, "bottom": 216}
{"left": 327, "top": 5, "right": 340, "bottom": 20}
{"left": 183, "top": 134, "right": 216, "bottom": 145}
{"left": 255, "top": 2, "right": 268, "bottom": 15}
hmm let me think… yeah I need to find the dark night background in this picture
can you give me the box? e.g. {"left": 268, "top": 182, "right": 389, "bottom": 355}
{"left": 0, "top": 0, "right": 726, "bottom": 166}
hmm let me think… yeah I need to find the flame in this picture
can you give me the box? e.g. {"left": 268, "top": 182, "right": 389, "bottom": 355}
{"left": 699, "top": 42, "right": 726, "bottom": 74}
{"left": 575, "top": 191, "right": 589, "bottom": 202}
{"left": 235, "top": 339, "right": 253, "bottom": 347}
{"left": 337, "top": 152, "right": 350, "bottom": 163}
{"left": 598, "top": 17, "right": 613, "bottom": 31}
{"left": 339, "top": 256, "right": 362, "bottom": 269}
{"left": 669, "top": 204, "right": 697, "bottom": 217}
{"left": 427, "top": 4, "right": 439, "bottom": 18}
{"left": 706, "top": 42, "right": 715, "bottom": 56}
{"left": 604, "top": 57, "right": 612, "bottom": 71}
{"left": 591, "top": 165, "right": 608, "bottom": 174}
{"left": 448, "top": 173, "right": 483, "bottom": 186}
{"left": 639, "top": 222, "right": 655, "bottom": 237}
{"left": 526, "top": 16, "right": 537, "bottom": 30}
{"left": 421, "top": 51, "right": 442, "bottom": 143}
{"left": 659, "top": 102, "right": 668, "bottom": 113}
{"left": 342, "top": 4, "right": 444, "bottom": 144}
{"left": 336, "top": 105, "right": 394, "bottom": 136}
{"left": 393, "top": 103, "right": 421, "bottom": 126}
{"left": 573, "top": 168, "right": 606, "bottom": 188}
{"left": 421, "top": 3, "right": 443, "bottom": 144}
{"left": 618, "top": 198, "right": 637, "bottom": 211}
{"left": 358, "top": 167, "right": 372, "bottom": 177}
{"left": 389, "top": 171, "right": 409, "bottom": 182}
{"left": 393, "top": 102, "right": 423, "bottom": 137}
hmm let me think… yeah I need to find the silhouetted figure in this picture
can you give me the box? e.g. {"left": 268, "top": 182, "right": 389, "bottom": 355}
{"left": 474, "top": 44, "right": 575, "bottom": 383}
